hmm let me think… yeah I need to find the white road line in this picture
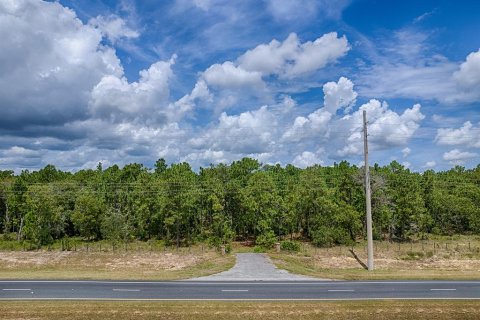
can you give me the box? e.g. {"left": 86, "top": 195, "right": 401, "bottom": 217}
{"left": 112, "top": 289, "right": 141, "bottom": 292}
{"left": 430, "top": 288, "right": 456, "bottom": 291}
{"left": 2, "top": 288, "right": 32, "bottom": 291}
{"left": 328, "top": 289, "right": 355, "bottom": 292}
{"left": 221, "top": 289, "right": 249, "bottom": 292}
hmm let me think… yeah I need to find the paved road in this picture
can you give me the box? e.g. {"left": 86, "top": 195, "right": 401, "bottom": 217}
{"left": 1, "top": 280, "right": 480, "bottom": 300}
{"left": 192, "top": 253, "right": 318, "bottom": 281}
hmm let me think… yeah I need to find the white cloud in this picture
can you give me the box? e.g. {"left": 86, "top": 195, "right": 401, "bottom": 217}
{"left": 443, "top": 149, "right": 478, "bottom": 164}
{"left": 0, "top": 146, "right": 43, "bottom": 168}
{"left": 0, "top": 0, "right": 123, "bottom": 128}
{"left": 265, "top": 0, "right": 349, "bottom": 22}
{"left": 292, "top": 151, "right": 324, "bottom": 168}
{"left": 435, "top": 121, "right": 480, "bottom": 148}
{"left": 365, "top": 102, "right": 425, "bottom": 147}
{"left": 336, "top": 100, "right": 425, "bottom": 156}
{"left": 282, "top": 109, "right": 332, "bottom": 142}
{"left": 424, "top": 161, "right": 436, "bottom": 168}
{"left": 90, "top": 56, "right": 176, "bottom": 123}
{"left": 454, "top": 49, "right": 480, "bottom": 89}
{"left": 357, "top": 29, "right": 480, "bottom": 104}
{"left": 88, "top": 15, "right": 139, "bottom": 44}
{"left": 203, "top": 61, "right": 264, "bottom": 89}
{"left": 323, "top": 77, "right": 357, "bottom": 114}
{"left": 182, "top": 149, "right": 227, "bottom": 164}
{"left": 282, "top": 77, "right": 356, "bottom": 142}
{"left": 402, "top": 147, "right": 411, "bottom": 158}
{"left": 170, "top": 80, "right": 212, "bottom": 121}
{"left": 358, "top": 59, "right": 458, "bottom": 103}
{"left": 238, "top": 32, "right": 350, "bottom": 78}
{"left": 238, "top": 33, "right": 298, "bottom": 76}
{"left": 189, "top": 106, "right": 277, "bottom": 154}
{"left": 4, "top": 146, "right": 40, "bottom": 158}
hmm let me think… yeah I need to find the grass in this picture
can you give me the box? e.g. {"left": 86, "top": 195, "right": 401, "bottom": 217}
{"left": 2, "top": 235, "right": 480, "bottom": 281}
{"left": 0, "top": 243, "right": 235, "bottom": 280}
{"left": 1, "top": 301, "right": 479, "bottom": 320}
{"left": 269, "top": 235, "right": 480, "bottom": 280}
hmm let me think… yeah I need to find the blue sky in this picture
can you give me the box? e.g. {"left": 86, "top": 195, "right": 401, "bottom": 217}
{"left": 0, "top": 0, "right": 479, "bottom": 172}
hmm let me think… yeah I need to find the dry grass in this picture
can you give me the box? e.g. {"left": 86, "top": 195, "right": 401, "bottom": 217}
{"left": 0, "top": 247, "right": 235, "bottom": 280}
{"left": 1, "top": 301, "right": 480, "bottom": 320}
{"left": 269, "top": 236, "right": 480, "bottom": 280}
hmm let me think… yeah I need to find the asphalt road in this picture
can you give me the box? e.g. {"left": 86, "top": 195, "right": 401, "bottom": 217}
{"left": 1, "top": 280, "right": 480, "bottom": 300}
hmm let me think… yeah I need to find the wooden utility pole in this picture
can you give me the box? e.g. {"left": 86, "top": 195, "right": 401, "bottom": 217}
{"left": 363, "top": 110, "right": 374, "bottom": 271}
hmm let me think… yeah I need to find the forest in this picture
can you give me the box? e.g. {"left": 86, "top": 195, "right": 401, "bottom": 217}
{"left": 0, "top": 158, "right": 479, "bottom": 249}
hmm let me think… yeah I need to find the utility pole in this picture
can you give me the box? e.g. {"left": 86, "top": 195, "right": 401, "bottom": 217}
{"left": 363, "top": 110, "right": 374, "bottom": 271}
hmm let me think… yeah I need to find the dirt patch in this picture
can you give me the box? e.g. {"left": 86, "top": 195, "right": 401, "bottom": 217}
{"left": 0, "top": 251, "right": 202, "bottom": 271}
{"left": 311, "top": 254, "right": 480, "bottom": 271}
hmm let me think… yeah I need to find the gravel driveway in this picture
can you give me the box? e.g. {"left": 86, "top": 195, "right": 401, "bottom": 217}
{"left": 191, "top": 253, "right": 318, "bottom": 281}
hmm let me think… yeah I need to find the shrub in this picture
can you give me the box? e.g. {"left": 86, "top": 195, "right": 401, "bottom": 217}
{"left": 255, "top": 230, "right": 277, "bottom": 249}
{"left": 253, "top": 246, "right": 266, "bottom": 253}
{"left": 280, "top": 240, "right": 300, "bottom": 252}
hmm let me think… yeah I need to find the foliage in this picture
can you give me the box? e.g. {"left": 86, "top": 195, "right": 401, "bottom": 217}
{"left": 280, "top": 240, "right": 300, "bottom": 252}
{"left": 0, "top": 160, "right": 478, "bottom": 247}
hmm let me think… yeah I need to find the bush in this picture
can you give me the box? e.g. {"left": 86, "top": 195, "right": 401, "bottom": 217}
{"left": 253, "top": 246, "right": 266, "bottom": 253}
{"left": 280, "top": 240, "right": 300, "bottom": 252}
{"left": 255, "top": 230, "right": 277, "bottom": 249}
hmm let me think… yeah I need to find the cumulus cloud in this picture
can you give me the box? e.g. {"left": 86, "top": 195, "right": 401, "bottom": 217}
{"left": 90, "top": 56, "right": 176, "bottom": 124}
{"left": 323, "top": 77, "right": 357, "bottom": 114}
{"left": 0, "top": 1, "right": 442, "bottom": 172}
{"left": 203, "top": 61, "right": 264, "bottom": 89}
{"left": 181, "top": 32, "right": 349, "bottom": 115}
{"left": 182, "top": 149, "right": 227, "bottom": 165}
{"left": 281, "top": 109, "right": 332, "bottom": 142}
{"left": 402, "top": 147, "right": 411, "bottom": 158}
{"left": 0, "top": 0, "right": 196, "bottom": 171}
{"left": 435, "top": 121, "right": 480, "bottom": 148}
{"left": 238, "top": 32, "right": 350, "bottom": 78}
{"left": 0, "top": 0, "right": 123, "bottom": 129}
{"left": 454, "top": 49, "right": 480, "bottom": 90}
{"left": 337, "top": 100, "right": 425, "bottom": 156}
{"left": 170, "top": 80, "right": 212, "bottom": 121}
{"left": 282, "top": 77, "right": 355, "bottom": 142}
{"left": 424, "top": 161, "right": 436, "bottom": 168}
{"left": 88, "top": 14, "right": 139, "bottom": 44}
{"left": 443, "top": 149, "right": 478, "bottom": 164}
{"left": 0, "top": 146, "right": 43, "bottom": 168}
{"left": 292, "top": 150, "right": 324, "bottom": 168}
{"left": 189, "top": 106, "right": 277, "bottom": 154}
{"left": 365, "top": 101, "right": 424, "bottom": 147}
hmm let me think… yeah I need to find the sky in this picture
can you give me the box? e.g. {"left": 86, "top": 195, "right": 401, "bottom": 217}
{"left": 0, "top": 0, "right": 479, "bottom": 172}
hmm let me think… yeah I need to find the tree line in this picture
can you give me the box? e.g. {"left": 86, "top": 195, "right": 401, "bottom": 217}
{"left": 0, "top": 158, "right": 479, "bottom": 248}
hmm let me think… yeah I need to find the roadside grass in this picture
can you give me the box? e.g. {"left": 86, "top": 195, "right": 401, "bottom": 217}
{"left": 0, "top": 242, "right": 235, "bottom": 280}
{"left": 1, "top": 301, "right": 479, "bottom": 320}
{"left": 269, "top": 235, "right": 480, "bottom": 280}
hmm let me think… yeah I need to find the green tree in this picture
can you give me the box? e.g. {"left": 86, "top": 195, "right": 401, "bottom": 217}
{"left": 23, "top": 185, "right": 61, "bottom": 246}
{"left": 72, "top": 190, "right": 105, "bottom": 240}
